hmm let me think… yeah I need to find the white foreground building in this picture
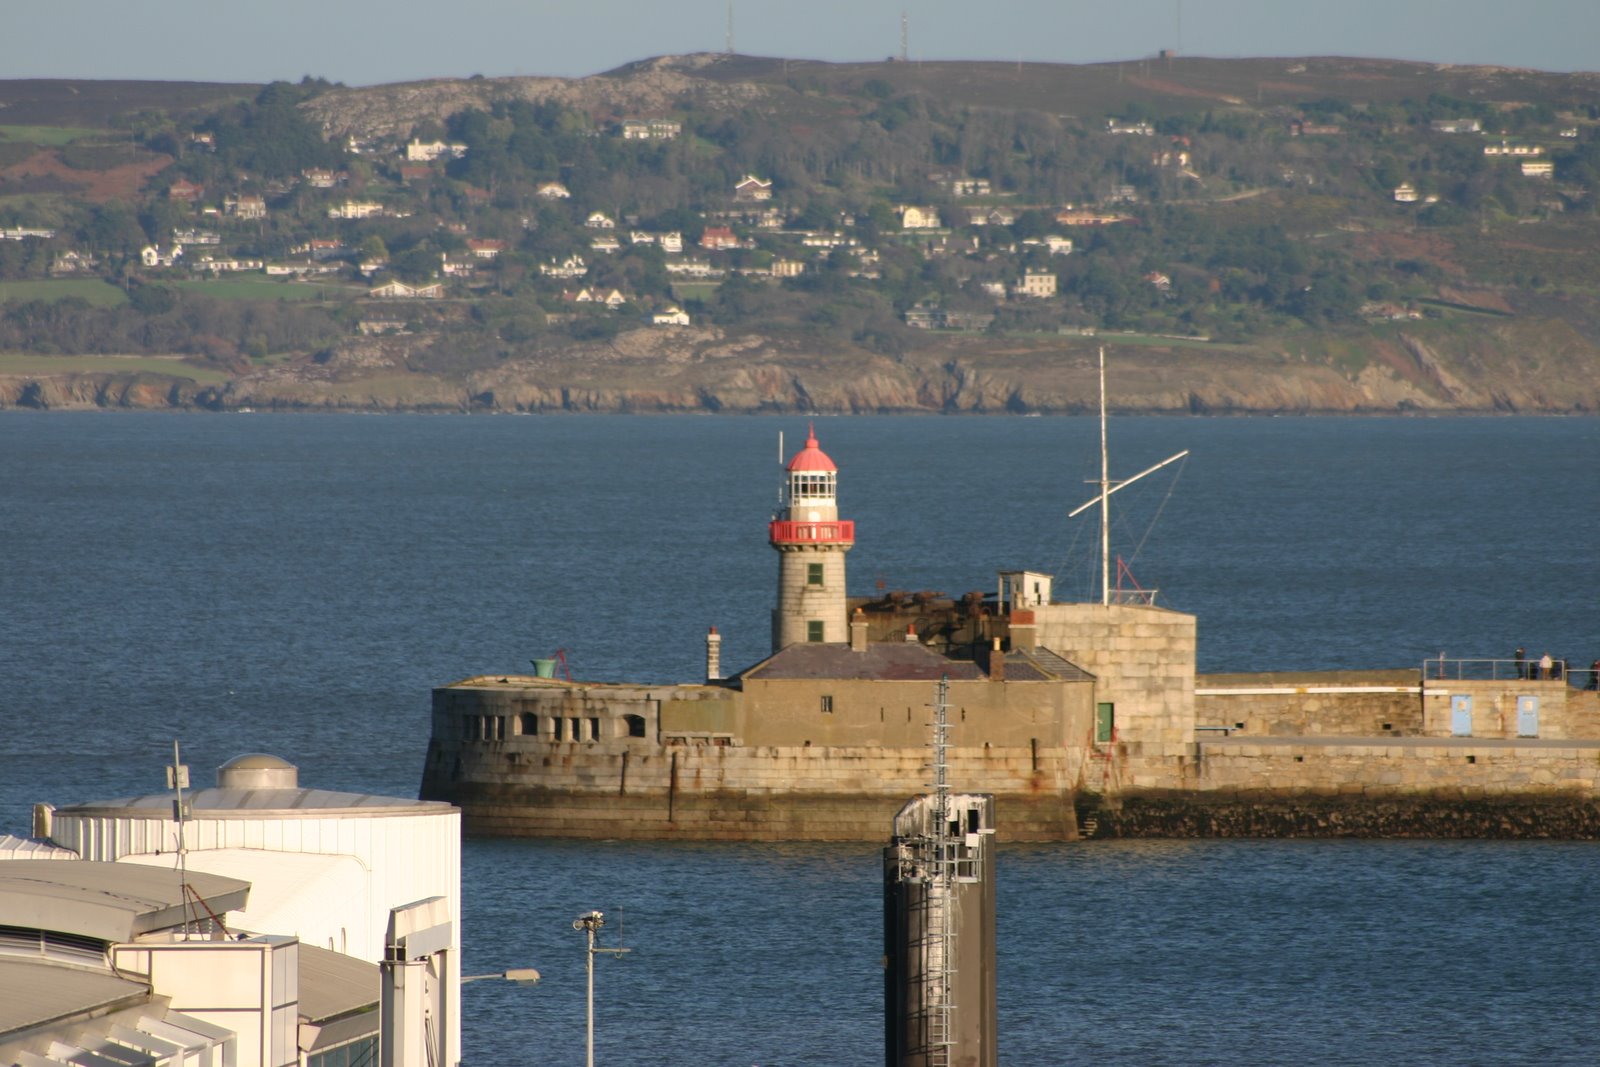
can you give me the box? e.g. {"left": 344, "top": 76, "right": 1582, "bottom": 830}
{"left": 1, "top": 756, "right": 465, "bottom": 1067}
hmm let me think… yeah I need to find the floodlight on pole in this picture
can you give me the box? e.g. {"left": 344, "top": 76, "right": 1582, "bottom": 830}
{"left": 573, "top": 910, "right": 630, "bottom": 1067}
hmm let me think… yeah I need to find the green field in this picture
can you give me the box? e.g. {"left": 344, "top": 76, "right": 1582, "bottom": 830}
{"left": 0, "top": 353, "right": 231, "bottom": 383}
{"left": 173, "top": 278, "right": 349, "bottom": 302}
{"left": 0, "top": 124, "right": 106, "bottom": 146}
{"left": 0, "top": 279, "right": 128, "bottom": 306}
{"left": 670, "top": 281, "right": 722, "bottom": 302}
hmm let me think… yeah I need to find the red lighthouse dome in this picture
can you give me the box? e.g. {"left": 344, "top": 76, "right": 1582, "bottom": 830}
{"left": 786, "top": 425, "right": 837, "bottom": 472}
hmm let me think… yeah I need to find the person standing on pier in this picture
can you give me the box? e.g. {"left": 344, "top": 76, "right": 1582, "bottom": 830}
{"left": 1538, "top": 651, "right": 1553, "bottom": 680}
{"left": 1514, "top": 647, "right": 1527, "bottom": 679}
{"left": 1588, "top": 659, "right": 1599, "bottom": 691}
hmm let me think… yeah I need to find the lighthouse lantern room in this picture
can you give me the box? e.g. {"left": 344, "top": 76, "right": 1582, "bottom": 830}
{"left": 769, "top": 426, "right": 855, "bottom": 652}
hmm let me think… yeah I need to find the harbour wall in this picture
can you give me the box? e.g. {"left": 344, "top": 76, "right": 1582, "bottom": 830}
{"left": 424, "top": 672, "right": 1600, "bottom": 841}
{"left": 430, "top": 742, "right": 1085, "bottom": 841}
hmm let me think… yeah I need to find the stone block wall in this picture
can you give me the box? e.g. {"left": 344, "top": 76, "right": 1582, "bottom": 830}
{"left": 1196, "top": 737, "right": 1600, "bottom": 796}
{"left": 773, "top": 542, "right": 850, "bottom": 650}
{"left": 738, "top": 676, "right": 1092, "bottom": 749}
{"left": 1030, "top": 603, "right": 1197, "bottom": 774}
{"left": 1421, "top": 678, "right": 1599, "bottom": 740}
{"left": 1196, "top": 670, "right": 1422, "bottom": 736}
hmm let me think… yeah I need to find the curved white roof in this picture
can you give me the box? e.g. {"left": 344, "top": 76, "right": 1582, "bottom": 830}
{"left": 55, "top": 787, "right": 455, "bottom": 820}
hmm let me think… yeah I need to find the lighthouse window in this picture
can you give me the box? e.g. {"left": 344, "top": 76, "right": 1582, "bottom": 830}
{"left": 820, "top": 695, "right": 834, "bottom": 713}
{"left": 807, "top": 563, "right": 824, "bottom": 586}
{"left": 807, "top": 620, "right": 825, "bottom": 643}
{"left": 791, "top": 472, "right": 835, "bottom": 499}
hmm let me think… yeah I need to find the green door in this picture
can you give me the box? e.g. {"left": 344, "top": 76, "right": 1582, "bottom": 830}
{"left": 1095, "top": 702, "right": 1115, "bottom": 744}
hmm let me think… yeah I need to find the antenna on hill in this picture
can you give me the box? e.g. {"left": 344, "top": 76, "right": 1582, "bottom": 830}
{"left": 900, "top": 10, "right": 909, "bottom": 63}
{"left": 726, "top": 0, "right": 735, "bottom": 54}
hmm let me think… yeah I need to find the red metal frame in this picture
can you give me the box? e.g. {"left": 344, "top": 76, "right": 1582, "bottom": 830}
{"left": 768, "top": 519, "right": 855, "bottom": 544}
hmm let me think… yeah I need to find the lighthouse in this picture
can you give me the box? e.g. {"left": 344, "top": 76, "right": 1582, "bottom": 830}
{"left": 769, "top": 426, "right": 855, "bottom": 651}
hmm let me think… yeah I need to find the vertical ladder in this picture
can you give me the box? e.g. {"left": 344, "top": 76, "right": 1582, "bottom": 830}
{"left": 919, "top": 677, "right": 956, "bottom": 1067}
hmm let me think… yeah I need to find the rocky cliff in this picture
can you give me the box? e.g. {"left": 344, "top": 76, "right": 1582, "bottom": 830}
{"left": 5, "top": 319, "right": 1596, "bottom": 414}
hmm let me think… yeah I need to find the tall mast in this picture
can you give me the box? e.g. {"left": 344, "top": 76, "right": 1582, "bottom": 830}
{"left": 1098, "top": 347, "right": 1110, "bottom": 606}
{"left": 1067, "top": 345, "right": 1188, "bottom": 606}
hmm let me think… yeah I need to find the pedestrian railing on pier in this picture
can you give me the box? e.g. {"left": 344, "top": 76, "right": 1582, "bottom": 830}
{"left": 1423, "top": 657, "right": 1596, "bottom": 687}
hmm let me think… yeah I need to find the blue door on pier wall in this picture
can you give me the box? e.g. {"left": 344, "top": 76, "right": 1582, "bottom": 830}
{"left": 1516, "top": 696, "right": 1540, "bottom": 738}
{"left": 1450, "top": 695, "right": 1472, "bottom": 737}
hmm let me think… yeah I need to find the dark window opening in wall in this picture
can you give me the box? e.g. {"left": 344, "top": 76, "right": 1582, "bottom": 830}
{"left": 519, "top": 712, "right": 538, "bottom": 737}
{"left": 552, "top": 718, "right": 565, "bottom": 741}
{"left": 967, "top": 809, "right": 980, "bottom": 834}
{"left": 807, "top": 620, "right": 825, "bottom": 642}
{"left": 820, "top": 695, "right": 834, "bottom": 713}
{"left": 807, "top": 562, "right": 824, "bottom": 586}
{"left": 624, "top": 714, "right": 647, "bottom": 738}
{"left": 588, "top": 717, "right": 601, "bottom": 741}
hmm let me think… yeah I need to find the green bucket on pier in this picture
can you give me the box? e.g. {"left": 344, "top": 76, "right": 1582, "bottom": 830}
{"left": 532, "top": 658, "right": 557, "bottom": 679}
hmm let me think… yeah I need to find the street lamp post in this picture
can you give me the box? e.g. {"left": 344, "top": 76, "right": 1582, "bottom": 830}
{"left": 573, "top": 910, "right": 629, "bottom": 1067}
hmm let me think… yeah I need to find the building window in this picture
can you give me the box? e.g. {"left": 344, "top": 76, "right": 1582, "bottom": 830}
{"left": 807, "top": 620, "right": 825, "bottom": 643}
{"left": 552, "top": 718, "right": 565, "bottom": 741}
{"left": 588, "top": 717, "right": 601, "bottom": 741}
{"left": 820, "top": 695, "right": 834, "bottom": 713}
{"left": 310, "top": 1037, "right": 377, "bottom": 1067}
{"left": 807, "top": 562, "right": 824, "bottom": 586}
{"left": 624, "top": 714, "right": 647, "bottom": 738}
{"left": 518, "top": 712, "right": 538, "bottom": 737}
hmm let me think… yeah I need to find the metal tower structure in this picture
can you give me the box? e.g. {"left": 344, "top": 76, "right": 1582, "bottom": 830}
{"left": 883, "top": 678, "right": 997, "bottom": 1067}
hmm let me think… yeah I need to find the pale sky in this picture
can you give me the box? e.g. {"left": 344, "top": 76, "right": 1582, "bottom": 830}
{"left": 4, "top": 0, "right": 1598, "bottom": 86}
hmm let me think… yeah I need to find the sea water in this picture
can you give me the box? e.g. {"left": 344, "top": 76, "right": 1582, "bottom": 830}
{"left": 1, "top": 413, "right": 1596, "bottom": 1065}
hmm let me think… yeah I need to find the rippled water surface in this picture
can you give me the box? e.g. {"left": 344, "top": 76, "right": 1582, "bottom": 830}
{"left": 2, "top": 413, "right": 1597, "bottom": 1065}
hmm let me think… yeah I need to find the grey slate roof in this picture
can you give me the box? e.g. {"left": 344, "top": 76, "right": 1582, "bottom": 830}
{"left": 745, "top": 642, "right": 986, "bottom": 681}
{"left": 743, "top": 642, "right": 1093, "bottom": 683}
{"left": 1006, "top": 647, "right": 1095, "bottom": 682}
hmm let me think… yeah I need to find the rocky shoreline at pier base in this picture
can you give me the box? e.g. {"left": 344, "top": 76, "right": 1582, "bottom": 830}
{"left": 1079, "top": 792, "right": 1600, "bottom": 839}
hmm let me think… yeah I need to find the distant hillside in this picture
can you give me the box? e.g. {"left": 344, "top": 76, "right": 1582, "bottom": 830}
{"left": 0, "top": 56, "right": 1597, "bottom": 414}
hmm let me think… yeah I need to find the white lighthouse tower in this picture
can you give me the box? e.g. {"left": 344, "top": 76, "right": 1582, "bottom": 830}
{"left": 769, "top": 426, "right": 855, "bottom": 651}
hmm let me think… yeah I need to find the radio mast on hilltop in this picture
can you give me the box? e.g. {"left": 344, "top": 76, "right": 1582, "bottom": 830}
{"left": 900, "top": 11, "right": 909, "bottom": 63}
{"left": 726, "top": 0, "right": 735, "bottom": 54}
